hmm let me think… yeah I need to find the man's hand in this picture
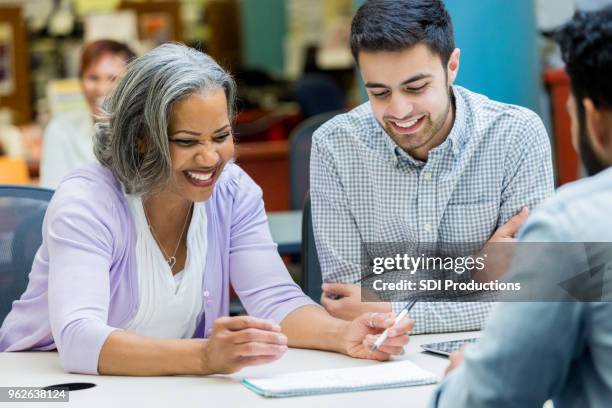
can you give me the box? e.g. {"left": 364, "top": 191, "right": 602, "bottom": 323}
{"left": 444, "top": 346, "right": 467, "bottom": 376}
{"left": 488, "top": 207, "right": 530, "bottom": 243}
{"left": 474, "top": 207, "right": 529, "bottom": 282}
{"left": 321, "top": 283, "right": 391, "bottom": 321}
{"left": 342, "top": 312, "right": 413, "bottom": 361}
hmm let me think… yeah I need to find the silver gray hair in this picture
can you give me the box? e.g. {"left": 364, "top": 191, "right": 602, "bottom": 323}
{"left": 94, "top": 43, "right": 236, "bottom": 194}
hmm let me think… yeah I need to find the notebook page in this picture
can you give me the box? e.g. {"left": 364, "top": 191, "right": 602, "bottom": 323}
{"left": 242, "top": 360, "right": 438, "bottom": 397}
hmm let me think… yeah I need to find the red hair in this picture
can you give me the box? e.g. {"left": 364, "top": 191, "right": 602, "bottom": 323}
{"left": 79, "top": 40, "right": 136, "bottom": 77}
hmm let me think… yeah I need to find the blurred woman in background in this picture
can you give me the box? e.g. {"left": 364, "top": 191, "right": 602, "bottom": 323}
{"left": 40, "top": 39, "right": 135, "bottom": 188}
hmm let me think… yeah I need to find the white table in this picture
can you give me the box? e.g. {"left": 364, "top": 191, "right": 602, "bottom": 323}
{"left": 0, "top": 331, "right": 478, "bottom": 408}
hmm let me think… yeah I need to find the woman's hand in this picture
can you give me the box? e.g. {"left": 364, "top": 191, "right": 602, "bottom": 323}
{"left": 201, "top": 316, "right": 288, "bottom": 374}
{"left": 342, "top": 312, "right": 413, "bottom": 361}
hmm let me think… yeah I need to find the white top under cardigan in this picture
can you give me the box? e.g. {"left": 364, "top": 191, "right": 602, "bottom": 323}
{"left": 123, "top": 195, "right": 207, "bottom": 339}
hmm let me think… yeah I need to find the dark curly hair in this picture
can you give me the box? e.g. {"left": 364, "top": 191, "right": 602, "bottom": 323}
{"left": 554, "top": 6, "right": 612, "bottom": 175}
{"left": 554, "top": 6, "right": 612, "bottom": 109}
{"left": 350, "top": 0, "right": 454, "bottom": 66}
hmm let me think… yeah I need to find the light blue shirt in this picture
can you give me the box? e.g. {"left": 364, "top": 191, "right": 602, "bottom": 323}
{"left": 431, "top": 166, "right": 612, "bottom": 407}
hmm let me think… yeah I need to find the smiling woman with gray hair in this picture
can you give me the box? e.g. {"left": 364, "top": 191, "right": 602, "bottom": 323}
{"left": 0, "top": 43, "right": 411, "bottom": 376}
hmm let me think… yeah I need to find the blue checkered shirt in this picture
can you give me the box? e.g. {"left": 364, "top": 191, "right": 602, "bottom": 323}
{"left": 310, "top": 86, "right": 555, "bottom": 334}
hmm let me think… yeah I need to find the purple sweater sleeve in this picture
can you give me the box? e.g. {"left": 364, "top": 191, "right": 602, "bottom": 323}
{"left": 46, "top": 185, "right": 120, "bottom": 374}
{"left": 227, "top": 171, "right": 315, "bottom": 323}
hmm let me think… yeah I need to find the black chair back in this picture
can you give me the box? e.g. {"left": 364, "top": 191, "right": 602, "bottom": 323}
{"left": 0, "top": 185, "right": 54, "bottom": 323}
{"left": 301, "top": 193, "right": 322, "bottom": 302}
{"left": 289, "top": 110, "right": 342, "bottom": 210}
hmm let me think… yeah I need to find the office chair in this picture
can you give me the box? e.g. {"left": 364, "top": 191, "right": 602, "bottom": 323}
{"left": 301, "top": 193, "right": 322, "bottom": 302}
{"left": 0, "top": 186, "right": 54, "bottom": 324}
{"left": 289, "top": 110, "right": 342, "bottom": 210}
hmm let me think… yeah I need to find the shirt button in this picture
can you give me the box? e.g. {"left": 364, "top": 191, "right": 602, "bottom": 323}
{"left": 424, "top": 223, "right": 432, "bottom": 232}
{"left": 423, "top": 172, "right": 432, "bottom": 181}
{"left": 203, "top": 290, "right": 210, "bottom": 297}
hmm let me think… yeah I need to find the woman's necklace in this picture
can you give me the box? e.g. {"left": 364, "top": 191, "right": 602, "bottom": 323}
{"left": 144, "top": 202, "right": 193, "bottom": 269}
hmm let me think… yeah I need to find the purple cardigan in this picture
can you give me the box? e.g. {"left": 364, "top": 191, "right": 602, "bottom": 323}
{"left": 0, "top": 162, "right": 313, "bottom": 374}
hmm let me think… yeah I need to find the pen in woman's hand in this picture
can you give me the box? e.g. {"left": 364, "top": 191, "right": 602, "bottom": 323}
{"left": 369, "top": 299, "right": 417, "bottom": 352}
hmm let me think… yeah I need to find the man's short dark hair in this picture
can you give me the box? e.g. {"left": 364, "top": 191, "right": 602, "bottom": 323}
{"left": 350, "top": 0, "right": 455, "bottom": 66}
{"left": 554, "top": 5, "right": 612, "bottom": 109}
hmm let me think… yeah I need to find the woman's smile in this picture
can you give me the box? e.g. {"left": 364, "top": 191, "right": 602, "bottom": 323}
{"left": 184, "top": 168, "right": 217, "bottom": 187}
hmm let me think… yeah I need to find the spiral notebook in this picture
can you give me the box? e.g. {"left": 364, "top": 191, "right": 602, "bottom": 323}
{"left": 241, "top": 360, "right": 438, "bottom": 398}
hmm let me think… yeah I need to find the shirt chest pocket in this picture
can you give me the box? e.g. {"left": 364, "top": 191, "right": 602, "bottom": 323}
{"left": 438, "top": 202, "right": 499, "bottom": 244}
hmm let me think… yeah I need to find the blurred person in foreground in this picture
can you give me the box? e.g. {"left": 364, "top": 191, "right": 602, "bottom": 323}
{"left": 40, "top": 40, "right": 135, "bottom": 188}
{"left": 0, "top": 44, "right": 411, "bottom": 376}
{"left": 432, "top": 6, "right": 612, "bottom": 407}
